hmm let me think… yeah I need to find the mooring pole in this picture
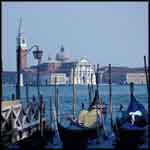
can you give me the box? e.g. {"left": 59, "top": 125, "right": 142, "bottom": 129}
{"left": 72, "top": 64, "right": 76, "bottom": 120}
{"left": 109, "top": 64, "right": 113, "bottom": 128}
{"left": 54, "top": 76, "right": 58, "bottom": 122}
{"left": 0, "top": 36, "right": 2, "bottom": 147}
{"left": 91, "top": 73, "right": 94, "bottom": 100}
{"left": 88, "top": 84, "right": 92, "bottom": 106}
{"left": 149, "top": 39, "right": 150, "bottom": 149}
{"left": 37, "top": 59, "right": 41, "bottom": 98}
{"left": 50, "top": 96, "right": 53, "bottom": 129}
{"left": 145, "top": 55, "right": 150, "bottom": 148}
{"left": 144, "top": 56, "right": 150, "bottom": 112}
{"left": 95, "top": 64, "right": 101, "bottom": 144}
{"left": 40, "top": 95, "right": 43, "bottom": 137}
{"left": 97, "top": 64, "right": 102, "bottom": 104}
{"left": 56, "top": 87, "right": 59, "bottom": 122}
{"left": 149, "top": 29, "right": 150, "bottom": 111}
{"left": 96, "top": 64, "right": 99, "bottom": 90}
{"left": 25, "top": 83, "right": 29, "bottom": 103}
{"left": 144, "top": 56, "right": 149, "bottom": 98}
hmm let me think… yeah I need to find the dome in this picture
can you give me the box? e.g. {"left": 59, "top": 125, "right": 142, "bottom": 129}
{"left": 56, "top": 45, "right": 70, "bottom": 61}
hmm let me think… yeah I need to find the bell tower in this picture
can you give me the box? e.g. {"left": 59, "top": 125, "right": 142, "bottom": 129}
{"left": 16, "top": 18, "right": 28, "bottom": 71}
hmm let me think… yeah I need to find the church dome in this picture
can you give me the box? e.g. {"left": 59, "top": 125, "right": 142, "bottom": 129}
{"left": 56, "top": 45, "right": 69, "bottom": 61}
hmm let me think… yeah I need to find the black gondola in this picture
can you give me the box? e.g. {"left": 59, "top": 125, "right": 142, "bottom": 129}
{"left": 57, "top": 122, "right": 98, "bottom": 149}
{"left": 115, "top": 83, "right": 148, "bottom": 149}
{"left": 57, "top": 88, "right": 104, "bottom": 149}
{"left": 57, "top": 65, "right": 106, "bottom": 149}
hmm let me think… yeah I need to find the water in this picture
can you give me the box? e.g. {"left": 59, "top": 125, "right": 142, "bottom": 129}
{"left": 2, "top": 84, "right": 148, "bottom": 129}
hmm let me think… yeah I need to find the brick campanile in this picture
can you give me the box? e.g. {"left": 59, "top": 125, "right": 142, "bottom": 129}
{"left": 16, "top": 18, "right": 28, "bottom": 71}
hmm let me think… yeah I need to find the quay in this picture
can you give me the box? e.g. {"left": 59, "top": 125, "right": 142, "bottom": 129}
{"left": 1, "top": 98, "right": 49, "bottom": 146}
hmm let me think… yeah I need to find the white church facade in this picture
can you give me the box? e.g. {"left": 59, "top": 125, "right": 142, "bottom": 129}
{"left": 70, "top": 57, "right": 96, "bottom": 85}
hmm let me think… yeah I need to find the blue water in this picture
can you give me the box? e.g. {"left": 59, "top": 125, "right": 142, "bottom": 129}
{"left": 2, "top": 84, "right": 148, "bottom": 129}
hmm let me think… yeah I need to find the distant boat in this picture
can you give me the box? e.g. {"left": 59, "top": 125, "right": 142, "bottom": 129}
{"left": 114, "top": 83, "right": 148, "bottom": 149}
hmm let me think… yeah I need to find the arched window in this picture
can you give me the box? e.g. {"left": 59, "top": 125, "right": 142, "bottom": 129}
{"left": 22, "top": 39, "right": 25, "bottom": 44}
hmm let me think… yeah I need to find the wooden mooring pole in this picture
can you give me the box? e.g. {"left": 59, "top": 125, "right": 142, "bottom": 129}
{"left": 72, "top": 64, "right": 76, "bottom": 120}
{"left": 88, "top": 84, "right": 92, "bottom": 106}
{"left": 25, "top": 83, "right": 29, "bottom": 102}
{"left": 54, "top": 76, "right": 57, "bottom": 120}
{"left": 109, "top": 64, "right": 113, "bottom": 128}
{"left": 56, "top": 87, "right": 59, "bottom": 122}
{"left": 91, "top": 73, "right": 94, "bottom": 100}
{"left": 95, "top": 64, "right": 101, "bottom": 144}
{"left": 0, "top": 33, "right": 2, "bottom": 146}
{"left": 40, "top": 95, "right": 43, "bottom": 137}
{"left": 96, "top": 64, "right": 100, "bottom": 90}
{"left": 54, "top": 76, "right": 59, "bottom": 122}
{"left": 144, "top": 55, "right": 150, "bottom": 148}
{"left": 144, "top": 56, "right": 150, "bottom": 112}
{"left": 50, "top": 96, "right": 53, "bottom": 129}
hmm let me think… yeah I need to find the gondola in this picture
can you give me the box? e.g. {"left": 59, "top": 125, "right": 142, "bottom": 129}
{"left": 57, "top": 122, "right": 98, "bottom": 149}
{"left": 57, "top": 89, "right": 104, "bottom": 149}
{"left": 57, "top": 65, "right": 106, "bottom": 149}
{"left": 114, "top": 83, "right": 148, "bottom": 149}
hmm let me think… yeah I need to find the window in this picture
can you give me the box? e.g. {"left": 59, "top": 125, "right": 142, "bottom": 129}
{"left": 22, "top": 39, "right": 25, "bottom": 44}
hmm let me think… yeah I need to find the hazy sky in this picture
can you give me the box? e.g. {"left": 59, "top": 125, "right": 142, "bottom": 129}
{"left": 2, "top": 2, "right": 148, "bottom": 71}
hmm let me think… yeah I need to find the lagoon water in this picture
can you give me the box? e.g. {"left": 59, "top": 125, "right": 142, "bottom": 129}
{"left": 2, "top": 84, "right": 148, "bottom": 129}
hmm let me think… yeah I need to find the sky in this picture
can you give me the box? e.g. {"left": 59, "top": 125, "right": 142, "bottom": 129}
{"left": 2, "top": 2, "right": 148, "bottom": 71}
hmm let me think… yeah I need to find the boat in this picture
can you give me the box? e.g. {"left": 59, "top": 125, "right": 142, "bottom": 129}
{"left": 57, "top": 122, "right": 98, "bottom": 149}
{"left": 114, "top": 83, "right": 148, "bottom": 149}
{"left": 57, "top": 88, "right": 104, "bottom": 149}
{"left": 57, "top": 66, "right": 106, "bottom": 149}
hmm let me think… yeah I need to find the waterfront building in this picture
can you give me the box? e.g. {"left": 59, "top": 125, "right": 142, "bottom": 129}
{"left": 50, "top": 73, "right": 68, "bottom": 85}
{"left": 28, "top": 57, "right": 96, "bottom": 85}
{"left": 56, "top": 61, "right": 78, "bottom": 78}
{"left": 126, "top": 73, "right": 146, "bottom": 84}
{"left": 38, "top": 61, "right": 61, "bottom": 73}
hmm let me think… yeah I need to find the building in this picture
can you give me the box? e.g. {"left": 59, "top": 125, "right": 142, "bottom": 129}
{"left": 55, "top": 45, "right": 70, "bottom": 62}
{"left": 126, "top": 73, "right": 146, "bottom": 84}
{"left": 50, "top": 73, "right": 68, "bottom": 85}
{"left": 70, "top": 57, "right": 96, "bottom": 85}
{"left": 27, "top": 46, "right": 96, "bottom": 85}
{"left": 56, "top": 61, "right": 77, "bottom": 78}
{"left": 16, "top": 18, "right": 28, "bottom": 71}
{"left": 38, "top": 61, "right": 61, "bottom": 73}
{"left": 101, "top": 67, "right": 145, "bottom": 84}
{"left": 28, "top": 57, "right": 96, "bottom": 85}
